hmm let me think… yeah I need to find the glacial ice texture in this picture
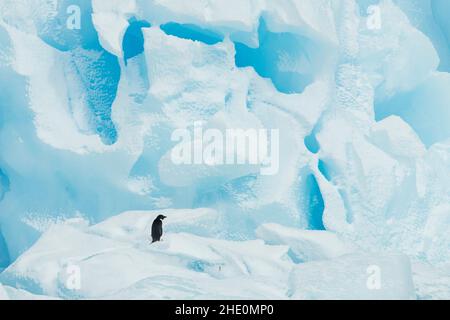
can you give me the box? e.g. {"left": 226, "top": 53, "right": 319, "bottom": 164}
{"left": 0, "top": 0, "right": 449, "bottom": 299}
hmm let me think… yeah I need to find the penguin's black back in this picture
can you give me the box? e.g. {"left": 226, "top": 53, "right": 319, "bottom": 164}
{"left": 151, "top": 218, "right": 163, "bottom": 243}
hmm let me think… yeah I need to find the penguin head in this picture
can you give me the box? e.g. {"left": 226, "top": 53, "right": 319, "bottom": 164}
{"left": 156, "top": 215, "right": 167, "bottom": 220}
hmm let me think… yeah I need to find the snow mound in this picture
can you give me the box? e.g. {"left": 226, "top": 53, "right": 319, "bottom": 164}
{"left": 0, "top": 284, "right": 7, "bottom": 300}
{"left": 412, "top": 261, "right": 450, "bottom": 300}
{"left": 0, "top": 283, "right": 57, "bottom": 301}
{"left": 256, "top": 223, "right": 356, "bottom": 262}
{"left": 89, "top": 208, "right": 222, "bottom": 242}
{"left": 0, "top": 283, "right": 58, "bottom": 300}
{"left": 0, "top": 210, "right": 292, "bottom": 299}
{"left": 289, "top": 254, "right": 415, "bottom": 300}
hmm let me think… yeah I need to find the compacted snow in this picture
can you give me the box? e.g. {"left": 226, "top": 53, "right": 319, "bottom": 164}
{"left": 0, "top": 210, "right": 418, "bottom": 299}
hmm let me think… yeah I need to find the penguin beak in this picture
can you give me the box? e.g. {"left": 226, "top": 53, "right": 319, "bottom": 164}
{"left": 162, "top": 215, "right": 167, "bottom": 220}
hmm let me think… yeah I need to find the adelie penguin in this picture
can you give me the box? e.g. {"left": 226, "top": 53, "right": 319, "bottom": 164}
{"left": 151, "top": 215, "right": 167, "bottom": 243}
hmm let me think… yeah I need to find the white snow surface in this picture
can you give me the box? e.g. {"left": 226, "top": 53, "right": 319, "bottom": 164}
{"left": 0, "top": 210, "right": 434, "bottom": 300}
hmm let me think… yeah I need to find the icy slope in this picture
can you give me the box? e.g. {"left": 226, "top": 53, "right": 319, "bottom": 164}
{"left": 0, "top": 210, "right": 421, "bottom": 300}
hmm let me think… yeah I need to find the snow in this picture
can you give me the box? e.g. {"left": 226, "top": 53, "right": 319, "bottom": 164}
{"left": 1, "top": 279, "right": 60, "bottom": 300}
{"left": 0, "top": 284, "right": 59, "bottom": 300}
{"left": 92, "top": 13, "right": 129, "bottom": 58}
{"left": 412, "top": 261, "right": 450, "bottom": 300}
{"left": 256, "top": 223, "right": 356, "bottom": 262}
{"left": 0, "top": 284, "right": 7, "bottom": 300}
{"left": 289, "top": 253, "right": 416, "bottom": 300}
{"left": 0, "top": 0, "right": 449, "bottom": 300}
{"left": 89, "top": 208, "right": 222, "bottom": 241}
{"left": 370, "top": 115, "right": 426, "bottom": 159}
{"left": 144, "top": 27, "right": 240, "bottom": 127}
{"left": 0, "top": 211, "right": 292, "bottom": 299}
{"left": 0, "top": 211, "right": 423, "bottom": 300}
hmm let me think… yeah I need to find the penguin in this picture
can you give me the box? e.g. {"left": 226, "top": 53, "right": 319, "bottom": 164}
{"left": 151, "top": 215, "right": 167, "bottom": 243}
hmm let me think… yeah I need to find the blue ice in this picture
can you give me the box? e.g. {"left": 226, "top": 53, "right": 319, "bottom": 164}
{"left": 38, "top": 0, "right": 120, "bottom": 145}
{"left": 160, "top": 22, "right": 224, "bottom": 45}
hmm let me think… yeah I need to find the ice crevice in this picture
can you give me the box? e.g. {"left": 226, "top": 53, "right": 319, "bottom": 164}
{"left": 160, "top": 22, "right": 224, "bottom": 46}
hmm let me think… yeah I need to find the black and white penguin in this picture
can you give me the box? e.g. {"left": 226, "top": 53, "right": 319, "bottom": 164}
{"left": 151, "top": 215, "right": 167, "bottom": 243}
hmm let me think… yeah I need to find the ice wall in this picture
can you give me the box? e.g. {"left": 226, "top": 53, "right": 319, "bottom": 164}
{"left": 0, "top": 0, "right": 449, "bottom": 291}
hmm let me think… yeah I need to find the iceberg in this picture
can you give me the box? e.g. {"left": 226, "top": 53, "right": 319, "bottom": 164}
{"left": 0, "top": 0, "right": 449, "bottom": 299}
